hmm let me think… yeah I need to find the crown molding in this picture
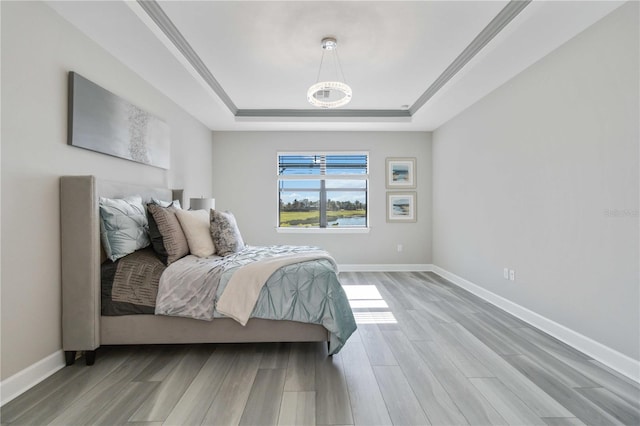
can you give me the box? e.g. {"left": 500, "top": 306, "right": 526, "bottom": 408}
{"left": 136, "top": 0, "right": 238, "bottom": 114}
{"left": 236, "top": 109, "right": 411, "bottom": 119}
{"left": 409, "top": 0, "right": 531, "bottom": 115}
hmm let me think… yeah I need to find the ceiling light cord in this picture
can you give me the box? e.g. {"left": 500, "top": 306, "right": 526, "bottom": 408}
{"left": 334, "top": 49, "right": 348, "bottom": 85}
{"left": 314, "top": 47, "right": 346, "bottom": 84}
{"left": 315, "top": 50, "right": 327, "bottom": 84}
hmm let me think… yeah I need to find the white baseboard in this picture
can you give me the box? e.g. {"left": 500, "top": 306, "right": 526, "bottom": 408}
{"left": 0, "top": 350, "right": 66, "bottom": 406}
{"left": 339, "top": 264, "right": 433, "bottom": 272}
{"left": 431, "top": 265, "right": 640, "bottom": 384}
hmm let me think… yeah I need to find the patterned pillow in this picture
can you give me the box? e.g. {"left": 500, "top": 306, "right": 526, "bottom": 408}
{"left": 175, "top": 209, "right": 215, "bottom": 258}
{"left": 210, "top": 210, "right": 245, "bottom": 256}
{"left": 147, "top": 203, "right": 189, "bottom": 265}
{"left": 99, "top": 195, "right": 149, "bottom": 262}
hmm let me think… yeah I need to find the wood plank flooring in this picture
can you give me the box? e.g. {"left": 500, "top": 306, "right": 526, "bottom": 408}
{"left": 2, "top": 271, "right": 639, "bottom": 425}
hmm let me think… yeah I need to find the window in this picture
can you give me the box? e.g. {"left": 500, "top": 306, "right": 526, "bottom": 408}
{"left": 278, "top": 152, "right": 368, "bottom": 230}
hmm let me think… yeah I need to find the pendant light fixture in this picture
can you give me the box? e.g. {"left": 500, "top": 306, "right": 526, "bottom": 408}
{"left": 307, "top": 37, "right": 352, "bottom": 109}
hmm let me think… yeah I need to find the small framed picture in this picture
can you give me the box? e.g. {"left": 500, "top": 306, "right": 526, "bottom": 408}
{"left": 386, "top": 157, "right": 416, "bottom": 189}
{"left": 387, "top": 192, "right": 417, "bottom": 222}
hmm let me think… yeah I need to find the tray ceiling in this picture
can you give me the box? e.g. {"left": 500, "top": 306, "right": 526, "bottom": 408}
{"left": 46, "top": 1, "right": 625, "bottom": 131}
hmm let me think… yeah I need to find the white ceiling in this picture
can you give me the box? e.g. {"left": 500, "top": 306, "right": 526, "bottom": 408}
{"left": 47, "top": 1, "right": 625, "bottom": 131}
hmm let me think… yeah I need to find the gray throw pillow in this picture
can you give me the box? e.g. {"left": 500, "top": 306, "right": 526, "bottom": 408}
{"left": 99, "top": 195, "right": 150, "bottom": 261}
{"left": 210, "top": 210, "right": 245, "bottom": 256}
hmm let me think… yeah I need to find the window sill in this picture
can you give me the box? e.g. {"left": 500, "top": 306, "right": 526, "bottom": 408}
{"left": 276, "top": 227, "right": 370, "bottom": 234}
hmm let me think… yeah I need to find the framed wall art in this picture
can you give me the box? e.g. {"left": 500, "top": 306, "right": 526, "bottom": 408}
{"left": 386, "top": 157, "right": 416, "bottom": 189}
{"left": 68, "top": 72, "right": 170, "bottom": 169}
{"left": 387, "top": 192, "right": 417, "bottom": 223}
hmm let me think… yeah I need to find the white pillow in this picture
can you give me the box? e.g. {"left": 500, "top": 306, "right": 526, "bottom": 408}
{"left": 175, "top": 209, "right": 215, "bottom": 257}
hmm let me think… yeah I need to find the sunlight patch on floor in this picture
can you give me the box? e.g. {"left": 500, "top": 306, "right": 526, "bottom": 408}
{"left": 352, "top": 311, "right": 397, "bottom": 324}
{"left": 343, "top": 285, "right": 397, "bottom": 324}
{"left": 348, "top": 299, "right": 389, "bottom": 309}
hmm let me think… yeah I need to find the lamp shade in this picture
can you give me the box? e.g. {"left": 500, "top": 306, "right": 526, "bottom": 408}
{"left": 189, "top": 197, "right": 215, "bottom": 211}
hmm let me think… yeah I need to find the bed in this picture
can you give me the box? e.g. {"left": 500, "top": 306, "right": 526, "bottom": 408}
{"left": 60, "top": 175, "right": 355, "bottom": 365}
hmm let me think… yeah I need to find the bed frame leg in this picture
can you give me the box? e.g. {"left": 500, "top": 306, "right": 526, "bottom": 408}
{"left": 85, "top": 350, "right": 96, "bottom": 366}
{"left": 65, "top": 351, "right": 76, "bottom": 366}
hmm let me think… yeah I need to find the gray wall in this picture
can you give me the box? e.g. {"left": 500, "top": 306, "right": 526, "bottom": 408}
{"left": 432, "top": 2, "right": 639, "bottom": 360}
{"left": 212, "top": 131, "right": 432, "bottom": 266}
{"left": 1, "top": 1, "right": 213, "bottom": 379}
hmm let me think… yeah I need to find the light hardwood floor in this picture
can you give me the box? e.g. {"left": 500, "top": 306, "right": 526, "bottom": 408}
{"left": 2, "top": 272, "right": 639, "bottom": 425}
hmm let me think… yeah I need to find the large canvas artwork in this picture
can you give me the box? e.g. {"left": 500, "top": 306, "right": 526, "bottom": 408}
{"left": 68, "top": 72, "right": 170, "bottom": 169}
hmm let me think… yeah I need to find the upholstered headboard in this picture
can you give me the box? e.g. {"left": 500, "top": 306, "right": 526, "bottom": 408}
{"left": 60, "top": 176, "right": 183, "bottom": 352}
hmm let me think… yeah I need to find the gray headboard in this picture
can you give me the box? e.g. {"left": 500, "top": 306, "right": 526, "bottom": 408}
{"left": 60, "top": 176, "right": 183, "bottom": 352}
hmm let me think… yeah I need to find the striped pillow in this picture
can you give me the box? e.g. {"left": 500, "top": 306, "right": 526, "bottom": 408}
{"left": 147, "top": 203, "right": 189, "bottom": 265}
{"left": 147, "top": 201, "right": 180, "bottom": 264}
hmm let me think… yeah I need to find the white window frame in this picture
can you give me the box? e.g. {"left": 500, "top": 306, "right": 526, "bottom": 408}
{"left": 276, "top": 151, "right": 370, "bottom": 234}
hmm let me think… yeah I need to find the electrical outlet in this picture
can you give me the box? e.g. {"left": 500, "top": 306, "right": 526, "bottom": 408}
{"left": 397, "top": 244, "right": 403, "bottom": 252}
{"left": 509, "top": 269, "right": 515, "bottom": 281}
{"left": 503, "top": 268, "right": 509, "bottom": 279}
